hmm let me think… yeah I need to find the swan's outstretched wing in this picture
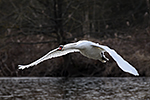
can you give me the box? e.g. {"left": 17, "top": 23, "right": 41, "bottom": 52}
{"left": 18, "top": 47, "right": 79, "bottom": 70}
{"left": 94, "top": 44, "right": 139, "bottom": 76}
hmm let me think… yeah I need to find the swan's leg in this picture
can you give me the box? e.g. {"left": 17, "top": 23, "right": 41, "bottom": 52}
{"left": 99, "top": 52, "right": 109, "bottom": 63}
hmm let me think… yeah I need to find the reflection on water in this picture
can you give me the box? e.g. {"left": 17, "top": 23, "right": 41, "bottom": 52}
{"left": 0, "top": 77, "right": 150, "bottom": 100}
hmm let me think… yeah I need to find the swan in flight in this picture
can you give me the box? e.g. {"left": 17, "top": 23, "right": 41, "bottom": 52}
{"left": 18, "top": 40, "right": 139, "bottom": 76}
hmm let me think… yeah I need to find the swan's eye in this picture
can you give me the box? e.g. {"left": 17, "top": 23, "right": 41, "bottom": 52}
{"left": 58, "top": 45, "right": 63, "bottom": 51}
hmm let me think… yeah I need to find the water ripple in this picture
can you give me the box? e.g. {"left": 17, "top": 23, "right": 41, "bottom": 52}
{"left": 0, "top": 77, "right": 149, "bottom": 100}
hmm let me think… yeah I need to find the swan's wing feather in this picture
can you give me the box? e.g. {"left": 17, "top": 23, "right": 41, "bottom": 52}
{"left": 93, "top": 43, "right": 139, "bottom": 76}
{"left": 18, "top": 48, "right": 79, "bottom": 70}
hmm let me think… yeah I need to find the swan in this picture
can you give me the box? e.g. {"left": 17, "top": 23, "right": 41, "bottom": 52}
{"left": 18, "top": 40, "right": 139, "bottom": 76}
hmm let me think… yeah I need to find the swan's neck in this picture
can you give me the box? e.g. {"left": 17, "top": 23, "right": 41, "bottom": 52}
{"left": 64, "top": 43, "right": 78, "bottom": 50}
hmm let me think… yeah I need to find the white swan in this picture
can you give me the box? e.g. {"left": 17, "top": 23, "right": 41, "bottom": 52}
{"left": 18, "top": 40, "right": 139, "bottom": 76}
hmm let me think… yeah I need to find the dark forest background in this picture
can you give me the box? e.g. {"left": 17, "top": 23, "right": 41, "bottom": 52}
{"left": 0, "top": 0, "right": 150, "bottom": 77}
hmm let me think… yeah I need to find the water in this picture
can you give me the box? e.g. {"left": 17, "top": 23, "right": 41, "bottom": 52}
{"left": 0, "top": 77, "right": 149, "bottom": 100}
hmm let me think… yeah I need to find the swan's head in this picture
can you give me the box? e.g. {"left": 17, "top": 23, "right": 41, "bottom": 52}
{"left": 58, "top": 45, "right": 64, "bottom": 51}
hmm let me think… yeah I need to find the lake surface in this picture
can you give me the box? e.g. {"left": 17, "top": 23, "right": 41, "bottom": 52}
{"left": 0, "top": 77, "right": 149, "bottom": 100}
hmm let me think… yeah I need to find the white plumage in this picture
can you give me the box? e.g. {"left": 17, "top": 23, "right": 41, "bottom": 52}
{"left": 18, "top": 40, "right": 139, "bottom": 76}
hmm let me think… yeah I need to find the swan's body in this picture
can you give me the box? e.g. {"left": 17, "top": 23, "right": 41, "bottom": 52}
{"left": 18, "top": 40, "right": 139, "bottom": 76}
